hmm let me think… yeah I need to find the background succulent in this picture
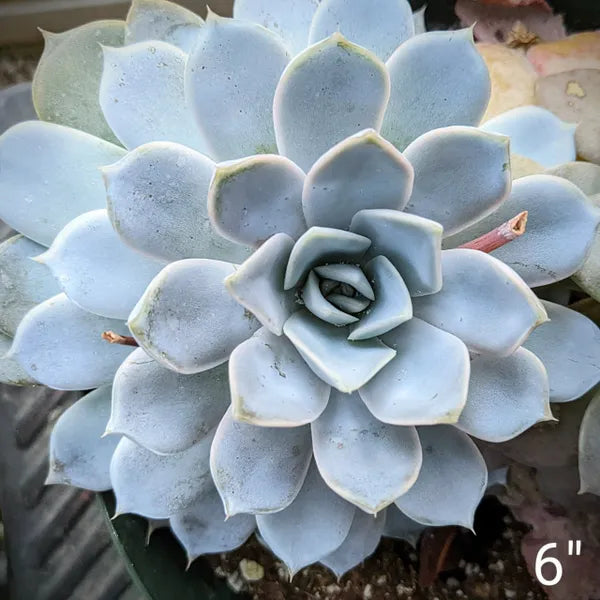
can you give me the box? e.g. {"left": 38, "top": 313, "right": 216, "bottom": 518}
{"left": 1, "top": 0, "right": 600, "bottom": 579}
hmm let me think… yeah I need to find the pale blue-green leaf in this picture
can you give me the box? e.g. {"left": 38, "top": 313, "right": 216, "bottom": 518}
{"left": 403, "top": 126, "right": 511, "bottom": 236}
{"left": 314, "top": 263, "right": 374, "bottom": 300}
{"left": 208, "top": 154, "right": 306, "bottom": 247}
{"left": 382, "top": 505, "right": 426, "bottom": 546}
{"left": 309, "top": 0, "right": 413, "bottom": 61}
{"left": 111, "top": 434, "right": 213, "bottom": 519}
{"left": 125, "top": 0, "right": 203, "bottom": 52}
{"left": 546, "top": 161, "right": 600, "bottom": 197}
{"left": 256, "top": 462, "right": 355, "bottom": 576}
{"left": 170, "top": 485, "right": 255, "bottom": 563}
{"left": 486, "top": 467, "right": 509, "bottom": 491}
{"left": 480, "top": 106, "right": 576, "bottom": 168}
{"left": 312, "top": 390, "right": 422, "bottom": 513}
{"left": 573, "top": 229, "right": 600, "bottom": 302}
{"left": 412, "top": 249, "right": 547, "bottom": 356}
{"left": 497, "top": 176, "right": 599, "bottom": 287}
{"left": 47, "top": 385, "right": 119, "bottom": 491}
{"left": 0, "top": 121, "right": 125, "bottom": 246}
{"left": 320, "top": 510, "right": 385, "bottom": 578}
{"left": 359, "top": 318, "right": 469, "bottom": 425}
{"left": 104, "top": 142, "right": 249, "bottom": 263}
{"left": 210, "top": 407, "right": 312, "bottom": 516}
{"left": 225, "top": 233, "right": 296, "bottom": 335}
{"left": 283, "top": 310, "right": 396, "bottom": 392}
{"left": 445, "top": 175, "right": 600, "bottom": 287}
{"left": 233, "top": 0, "right": 319, "bottom": 55}
{"left": 350, "top": 209, "right": 442, "bottom": 296}
{"left": 328, "top": 294, "right": 370, "bottom": 313}
{"left": 349, "top": 256, "right": 412, "bottom": 341}
{"left": 523, "top": 301, "right": 600, "bottom": 403}
{"left": 100, "top": 42, "right": 209, "bottom": 153}
{"left": 578, "top": 389, "right": 600, "bottom": 495}
{"left": 457, "top": 347, "right": 552, "bottom": 442}
{"left": 274, "top": 34, "right": 390, "bottom": 171}
{"left": 302, "top": 129, "right": 414, "bottom": 230}
{"left": 186, "top": 13, "right": 290, "bottom": 160}
{"left": 0, "top": 235, "right": 60, "bottom": 336}
{"left": 545, "top": 163, "right": 600, "bottom": 299}
{"left": 10, "top": 293, "right": 134, "bottom": 390}
{"left": 395, "top": 426, "right": 487, "bottom": 529}
{"left": 128, "top": 259, "right": 260, "bottom": 374}
{"left": 0, "top": 332, "right": 37, "bottom": 386}
{"left": 284, "top": 227, "right": 371, "bottom": 290}
{"left": 38, "top": 210, "right": 164, "bottom": 320}
{"left": 303, "top": 271, "right": 359, "bottom": 326}
{"left": 109, "top": 348, "right": 229, "bottom": 454}
{"left": 32, "top": 21, "right": 124, "bottom": 143}
{"left": 0, "top": 82, "right": 35, "bottom": 133}
{"left": 413, "top": 5, "right": 426, "bottom": 35}
{"left": 381, "top": 28, "right": 490, "bottom": 150}
{"left": 229, "top": 327, "right": 330, "bottom": 426}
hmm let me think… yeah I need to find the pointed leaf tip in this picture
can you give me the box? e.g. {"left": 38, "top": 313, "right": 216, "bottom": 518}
{"left": 233, "top": 0, "right": 319, "bottom": 56}
{"left": 395, "top": 426, "right": 487, "bottom": 529}
{"left": 382, "top": 29, "right": 490, "bottom": 150}
{"left": 579, "top": 390, "right": 600, "bottom": 496}
{"left": 524, "top": 301, "right": 600, "bottom": 403}
{"left": 48, "top": 386, "right": 119, "bottom": 491}
{"left": 100, "top": 41, "right": 210, "bottom": 153}
{"left": 256, "top": 462, "right": 355, "bottom": 573}
{"left": 210, "top": 408, "right": 312, "bottom": 516}
{"left": 312, "top": 391, "right": 422, "bottom": 513}
{"left": 0, "top": 234, "right": 61, "bottom": 336}
{"left": 283, "top": 310, "right": 396, "bottom": 393}
{"left": 44, "top": 209, "right": 164, "bottom": 320}
{"left": 309, "top": 0, "right": 414, "bottom": 61}
{"left": 229, "top": 328, "right": 330, "bottom": 427}
{"left": 412, "top": 249, "right": 547, "bottom": 356}
{"left": 128, "top": 259, "right": 259, "bottom": 373}
{"left": 110, "top": 434, "right": 214, "bottom": 519}
{"left": 12, "top": 293, "right": 133, "bottom": 390}
{"left": 0, "top": 121, "right": 125, "bottom": 246}
{"left": 33, "top": 20, "right": 125, "bottom": 143}
{"left": 457, "top": 347, "right": 551, "bottom": 443}
{"left": 111, "top": 347, "right": 230, "bottom": 454}
{"left": 186, "top": 15, "right": 289, "bottom": 160}
{"left": 274, "top": 35, "right": 390, "bottom": 171}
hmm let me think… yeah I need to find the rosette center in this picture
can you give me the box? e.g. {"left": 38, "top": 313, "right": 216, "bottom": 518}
{"left": 301, "top": 262, "right": 374, "bottom": 326}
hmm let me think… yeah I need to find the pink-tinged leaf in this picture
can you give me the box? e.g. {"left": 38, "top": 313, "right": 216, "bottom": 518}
{"left": 455, "top": 0, "right": 565, "bottom": 45}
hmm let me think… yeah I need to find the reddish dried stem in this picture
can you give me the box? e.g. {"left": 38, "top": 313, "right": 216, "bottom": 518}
{"left": 102, "top": 331, "right": 138, "bottom": 347}
{"left": 459, "top": 211, "right": 528, "bottom": 253}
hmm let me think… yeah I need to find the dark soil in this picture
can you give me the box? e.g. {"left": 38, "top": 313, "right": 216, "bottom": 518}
{"left": 207, "top": 498, "right": 548, "bottom": 600}
{"left": 0, "top": 44, "right": 41, "bottom": 87}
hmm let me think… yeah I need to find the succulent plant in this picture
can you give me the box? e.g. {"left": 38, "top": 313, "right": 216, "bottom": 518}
{"left": 2, "top": 0, "right": 600, "bottom": 579}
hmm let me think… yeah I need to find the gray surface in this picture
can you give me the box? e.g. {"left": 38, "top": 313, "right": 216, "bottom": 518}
{"left": 0, "top": 82, "right": 35, "bottom": 130}
{"left": 0, "top": 384, "right": 141, "bottom": 600}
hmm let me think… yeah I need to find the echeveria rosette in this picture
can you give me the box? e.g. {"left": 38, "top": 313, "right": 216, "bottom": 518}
{"left": 117, "top": 119, "right": 556, "bottom": 574}
{"left": 0, "top": 0, "right": 599, "bottom": 580}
